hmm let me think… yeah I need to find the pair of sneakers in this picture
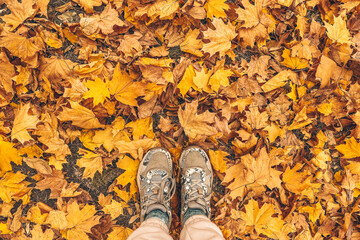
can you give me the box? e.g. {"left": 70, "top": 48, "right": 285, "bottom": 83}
{"left": 136, "top": 146, "right": 213, "bottom": 228}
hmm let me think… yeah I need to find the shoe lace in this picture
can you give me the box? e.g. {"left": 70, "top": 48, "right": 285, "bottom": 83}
{"left": 143, "top": 176, "right": 176, "bottom": 211}
{"left": 184, "top": 175, "right": 207, "bottom": 209}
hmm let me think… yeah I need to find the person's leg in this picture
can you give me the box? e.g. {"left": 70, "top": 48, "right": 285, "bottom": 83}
{"left": 180, "top": 215, "right": 224, "bottom": 240}
{"left": 128, "top": 147, "right": 176, "bottom": 240}
{"left": 128, "top": 218, "right": 173, "bottom": 240}
{"left": 178, "top": 146, "right": 225, "bottom": 240}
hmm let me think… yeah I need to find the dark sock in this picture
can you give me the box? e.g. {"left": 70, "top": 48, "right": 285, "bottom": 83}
{"left": 183, "top": 208, "right": 206, "bottom": 224}
{"left": 144, "top": 209, "right": 169, "bottom": 225}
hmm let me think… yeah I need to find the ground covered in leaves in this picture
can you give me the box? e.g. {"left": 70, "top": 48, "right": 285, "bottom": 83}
{"left": 0, "top": 0, "right": 359, "bottom": 239}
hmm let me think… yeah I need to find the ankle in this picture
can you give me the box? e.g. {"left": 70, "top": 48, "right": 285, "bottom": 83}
{"left": 145, "top": 209, "right": 170, "bottom": 226}
{"left": 183, "top": 208, "right": 206, "bottom": 224}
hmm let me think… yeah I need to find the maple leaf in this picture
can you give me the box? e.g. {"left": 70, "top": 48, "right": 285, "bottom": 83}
{"left": 0, "top": 140, "right": 22, "bottom": 173}
{"left": 108, "top": 63, "right": 145, "bottom": 106}
{"left": 58, "top": 101, "right": 105, "bottom": 129}
{"left": 177, "top": 64, "right": 198, "bottom": 96}
{"left": 30, "top": 224, "right": 54, "bottom": 240}
{"left": 126, "top": 117, "right": 155, "bottom": 140}
{"left": 0, "top": 51, "right": 15, "bottom": 107}
{"left": 261, "top": 70, "right": 296, "bottom": 93}
{"left": 288, "top": 107, "right": 313, "bottom": 130}
{"left": 35, "top": 113, "right": 71, "bottom": 167}
{"left": 116, "top": 155, "right": 140, "bottom": 196}
{"left": 209, "top": 68, "right": 233, "bottom": 92}
{"left": 77, "top": 149, "right": 103, "bottom": 178}
{"left": 204, "top": 0, "right": 229, "bottom": 19}
{"left": 192, "top": 67, "right": 213, "bottom": 92}
{"left": 45, "top": 210, "right": 68, "bottom": 230}
{"left": 0, "top": 172, "right": 29, "bottom": 203}
{"left": 240, "top": 199, "right": 290, "bottom": 239}
{"left": 35, "top": 0, "right": 50, "bottom": 16}
{"left": 282, "top": 163, "right": 313, "bottom": 194}
{"left": 38, "top": 57, "right": 75, "bottom": 83}
{"left": 209, "top": 150, "right": 228, "bottom": 173}
{"left": 83, "top": 77, "right": 110, "bottom": 106}
{"left": 103, "top": 199, "right": 127, "bottom": 219}
{"left": 74, "top": 0, "right": 102, "bottom": 13}
{"left": 235, "top": 0, "right": 275, "bottom": 47}
{"left": 245, "top": 107, "right": 269, "bottom": 130}
{"left": 335, "top": 137, "right": 360, "bottom": 158}
{"left": 180, "top": 29, "right": 204, "bottom": 57}
{"left": 24, "top": 158, "right": 52, "bottom": 175}
{"left": 281, "top": 49, "right": 309, "bottom": 70}
{"left": 0, "top": 32, "right": 44, "bottom": 67}
{"left": 108, "top": 226, "right": 133, "bottom": 240}
{"left": 246, "top": 55, "right": 271, "bottom": 79}
{"left": 11, "top": 103, "right": 40, "bottom": 144}
{"left": 80, "top": 5, "right": 128, "bottom": 35}
{"left": 299, "top": 202, "right": 323, "bottom": 223}
{"left": 114, "top": 139, "right": 159, "bottom": 159}
{"left": 202, "top": 18, "right": 237, "bottom": 57}
{"left": 315, "top": 55, "right": 338, "bottom": 88}
{"left": 178, "top": 100, "right": 218, "bottom": 139}
{"left": 324, "top": 16, "right": 351, "bottom": 44}
{"left": 66, "top": 201, "right": 100, "bottom": 232}
{"left": 1, "top": 0, "right": 36, "bottom": 31}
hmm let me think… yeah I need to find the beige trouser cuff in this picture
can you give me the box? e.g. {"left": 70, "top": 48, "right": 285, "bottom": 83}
{"left": 128, "top": 215, "right": 224, "bottom": 240}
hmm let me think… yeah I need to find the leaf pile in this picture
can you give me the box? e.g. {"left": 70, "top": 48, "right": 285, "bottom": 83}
{"left": 0, "top": 0, "right": 359, "bottom": 239}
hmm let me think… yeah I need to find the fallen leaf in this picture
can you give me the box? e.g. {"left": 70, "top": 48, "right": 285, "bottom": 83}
{"left": 11, "top": 103, "right": 40, "bottom": 144}
{"left": 58, "top": 101, "right": 105, "bottom": 129}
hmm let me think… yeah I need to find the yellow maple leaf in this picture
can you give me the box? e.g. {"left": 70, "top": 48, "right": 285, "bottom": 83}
{"left": 45, "top": 210, "right": 68, "bottom": 230}
{"left": 116, "top": 155, "right": 140, "bottom": 196}
{"left": 346, "top": 161, "right": 360, "bottom": 176}
{"left": 261, "top": 70, "right": 296, "bottom": 92}
{"left": 324, "top": 16, "right": 351, "bottom": 44}
{"left": 58, "top": 101, "right": 105, "bottom": 129}
{"left": 11, "top": 103, "right": 40, "bottom": 144}
{"left": 27, "top": 205, "right": 48, "bottom": 225}
{"left": 108, "top": 226, "right": 133, "bottom": 240}
{"left": 177, "top": 64, "right": 198, "bottom": 96}
{"left": 126, "top": 117, "right": 155, "bottom": 140}
{"left": 335, "top": 137, "right": 360, "bottom": 158}
{"left": 240, "top": 199, "right": 287, "bottom": 239}
{"left": 66, "top": 201, "right": 100, "bottom": 232}
{"left": 77, "top": 149, "right": 103, "bottom": 178}
{"left": 209, "top": 150, "right": 228, "bottom": 173}
{"left": 202, "top": 18, "right": 237, "bottom": 57}
{"left": 0, "top": 171, "right": 29, "bottom": 203}
{"left": 114, "top": 139, "right": 159, "bottom": 159}
{"left": 83, "top": 77, "right": 110, "bottom": 106}
{"left": 103, "top": 199, "right": 127, "bottom": 219}
{"left": 315, "top": 55, "right": 338, "bottom": 88}
{"left": 283, "top": 163, "right": 312, "bottom": 194}
{"left": 74, "top": 0, "right": 102, "bottom": 13}
{"left": 30, "top": 224, "right": 54, "bottom": 240}
{"left": 317, "top": 102, "right": 333, "bottom": 116}
{"left": 281, "top": 49, "right": 309, "bottom": 69}
{"left": 288, "top": 107, "right": 313, "bottom": 130}
{"left": 35, "top": 0, "right": 50, "bottom": 16}
{"left": 108, "top": 63, "right": 145, "bottom": 106}
{"left": 178, "top": 100, "right": 218, "bottom": 139}
{"left": 180, "top": 29, "right": 204, "bottom": 57}
{"left": 192, "top": 67, "right": 213, "bottom": 92}
{"left": 1, "top": 0, "right": 36, "bottom": 31}
{"left": 299, "top": 202, "right": 323, "bottom": 223}
{"left": 146, "top": 0, "right": 179, "bottom": 20}
{"left": 204, "top": 0, "right": 229, "bottom": 19}
{"left": 0, "top": 140, "right": 22, "bottom": 173}
{"left": 209, "top": 68, "right": 232, "bottom": 92}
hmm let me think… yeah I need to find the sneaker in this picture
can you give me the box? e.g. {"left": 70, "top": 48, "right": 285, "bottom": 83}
{"left": 137, "top": 147, "right": 176, "bottom": 227}
{"left": 179, "top": 146, "right": 213, "bottom": 223}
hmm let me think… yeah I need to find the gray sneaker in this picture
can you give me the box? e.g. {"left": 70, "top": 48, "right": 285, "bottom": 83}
{"left": 179, "top": 146, "right": 213, "bottom": 223}
{"left": 137, "top": 147, "right": 176, "bottom": 227}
